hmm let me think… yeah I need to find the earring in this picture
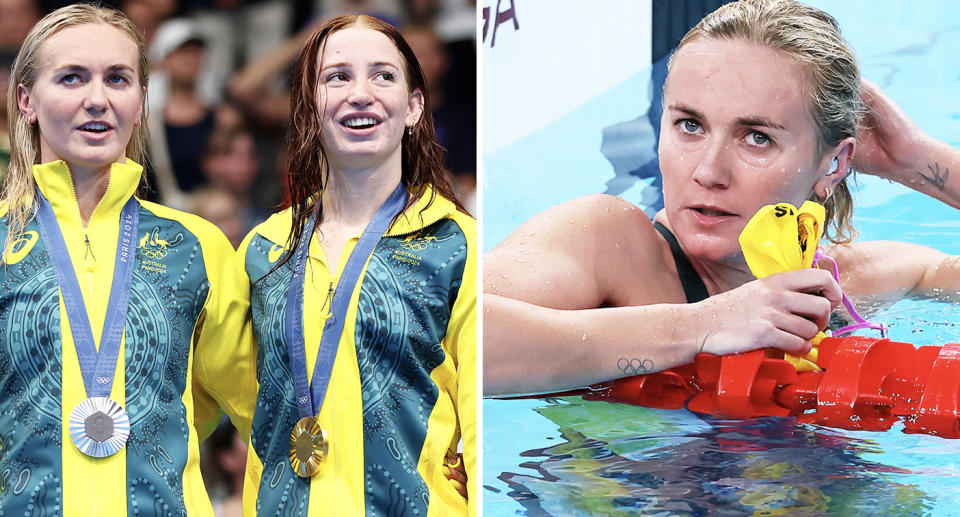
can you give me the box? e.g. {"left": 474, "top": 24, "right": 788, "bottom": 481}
{"left": 823, "top": 186, "right": 834, "bottom": 202}
{"left": 407, "top": 126, "right": 413, "bottom": 136}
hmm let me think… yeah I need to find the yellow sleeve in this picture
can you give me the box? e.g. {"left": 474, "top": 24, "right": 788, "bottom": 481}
{"left": 447, "top": 214, "right": 477, "bottom": 517}
{"left": 235, "top": 228, "right": 269, "bottom": 512}
{"left": 192, "top": 225, "right": 258, "bottom": 442}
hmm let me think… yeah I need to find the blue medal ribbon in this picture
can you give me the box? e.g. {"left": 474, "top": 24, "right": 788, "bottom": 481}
{"left": 284, "top": 183, "right": 407, "bottom": 418}
{"left": 35, "top": 190, "right": 139, "bottom": 398}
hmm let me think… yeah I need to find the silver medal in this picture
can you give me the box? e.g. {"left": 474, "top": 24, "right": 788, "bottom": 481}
{"left": 69, "top": 397, "right": 130, "bottom": 457}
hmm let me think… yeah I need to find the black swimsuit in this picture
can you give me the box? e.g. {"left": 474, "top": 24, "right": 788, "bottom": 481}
{"left": 652, "top": 223, "right": 852, "bottom": 330}
{"left": 653, "top": 221, "right": 710, "bottom": 303}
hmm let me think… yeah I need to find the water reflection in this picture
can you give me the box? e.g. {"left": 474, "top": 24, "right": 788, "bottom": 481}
{"left": 497, "top": 398, "right": 932, "bottom": 516}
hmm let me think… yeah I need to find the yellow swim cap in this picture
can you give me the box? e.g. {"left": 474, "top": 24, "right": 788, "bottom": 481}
{"left": 739, "top": 201, "right": 826, "bottom": 371}
{"left": 739, "top": 201, "right": 825, "bottom": 278}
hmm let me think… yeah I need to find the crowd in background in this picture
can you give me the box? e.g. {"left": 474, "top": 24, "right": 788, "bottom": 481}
{"left": 0, "top": 0, "right": 476, "bottom": 515}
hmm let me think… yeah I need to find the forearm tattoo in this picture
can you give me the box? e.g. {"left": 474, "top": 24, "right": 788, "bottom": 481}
{"left": 916, "top": 163, "right": 949, "bottom": 192}
{"left": 618, "top": 357, "right": 654, "bottom": 376}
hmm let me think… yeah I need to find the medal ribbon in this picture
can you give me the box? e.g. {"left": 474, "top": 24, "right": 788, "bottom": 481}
{"left": 284, "top": 183, "right": 407, "bottom": 418}
{"left": 35, "top": 190, "right": 140, "bottom": 398}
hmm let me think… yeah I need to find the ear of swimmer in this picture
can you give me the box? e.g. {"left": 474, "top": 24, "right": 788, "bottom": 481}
{"left": 738, "top": 201, "right": 826, "bottom": 371}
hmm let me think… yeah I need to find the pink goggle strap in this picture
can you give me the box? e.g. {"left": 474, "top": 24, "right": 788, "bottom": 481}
{"left": 813, "top": 247, "right": 888, "bottom": 338}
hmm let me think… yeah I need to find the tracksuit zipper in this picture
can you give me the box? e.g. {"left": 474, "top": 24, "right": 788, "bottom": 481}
{"left": 61, "top": 161, "right": 113, "bottom": 513}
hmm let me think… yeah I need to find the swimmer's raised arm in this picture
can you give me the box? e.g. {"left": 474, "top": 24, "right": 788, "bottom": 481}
{"left": 856, "top": 79, "right": 960, "bottom": 209}
{"left": 484, "top": 195, "right": 843, "bottom": 395}
{"left": 826, "top": 241, "right": 960, "bottom": 306}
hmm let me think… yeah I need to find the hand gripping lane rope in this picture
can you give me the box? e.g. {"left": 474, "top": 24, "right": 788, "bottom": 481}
{"left": 585, "top": 202, "right": 960, "bottom": 438}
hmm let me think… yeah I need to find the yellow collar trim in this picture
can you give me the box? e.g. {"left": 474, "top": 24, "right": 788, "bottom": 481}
{"left": 32, "top": 159, "right": 143, "bottom": 225}
{"left": 258, "top": 186, "right": 458, "bottom": 246}
{"left": 385, "top": 186, "right": 457, "bottom": 237}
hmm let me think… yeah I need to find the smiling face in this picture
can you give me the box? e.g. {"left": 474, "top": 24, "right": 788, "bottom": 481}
{"left": 315, "top": 25, "right": 423, "bottom": 171}
{"left": 659, "top": 37, "right": 837, "bottom": 265}
{"left": 17, "top": 22, "right": 143, "bottom": 174}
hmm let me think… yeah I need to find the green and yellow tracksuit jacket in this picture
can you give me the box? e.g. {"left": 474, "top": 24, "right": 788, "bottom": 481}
{"left": 0, "top": 160, "right": 256, "bottom": 516}
{"left": 240, "top": 189, "right": 476, "bottom": 517}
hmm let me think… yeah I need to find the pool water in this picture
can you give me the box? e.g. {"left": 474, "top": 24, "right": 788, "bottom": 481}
{"left": 482, "top": 1, "right": 960, "bottom": 515}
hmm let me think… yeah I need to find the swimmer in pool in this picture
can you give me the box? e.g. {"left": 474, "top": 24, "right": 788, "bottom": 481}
{"left": 484, "top": 0, "right": 960, "bottom": 396}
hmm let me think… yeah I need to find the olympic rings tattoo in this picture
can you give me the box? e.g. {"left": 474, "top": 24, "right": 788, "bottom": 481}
{"left": 617, "top": 357, "right": 654, "bottom": 376}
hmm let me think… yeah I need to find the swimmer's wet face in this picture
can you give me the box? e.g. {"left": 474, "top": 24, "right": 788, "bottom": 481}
{"left": 17, "top": 22, "right": 143, "bottom": 173}
{"left": 314, "top": 25, "right": 423, "bottom": 172}
{"left": 658, "top": 38, "right": 841, "bottom": 266}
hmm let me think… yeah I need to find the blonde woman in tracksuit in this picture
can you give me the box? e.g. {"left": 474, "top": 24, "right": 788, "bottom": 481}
{"left": 0, "top": 5, "right": 255, "bottom": 515}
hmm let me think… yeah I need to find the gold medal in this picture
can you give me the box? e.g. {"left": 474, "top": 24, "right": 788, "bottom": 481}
{"left": 289, "top": 416, "right": 328, "bottom": 477}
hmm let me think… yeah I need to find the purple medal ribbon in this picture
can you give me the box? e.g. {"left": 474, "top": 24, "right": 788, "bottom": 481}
{"left": 284, "top": 183, "right": 407, "bottom": 418}
{"left": 34, "top": 190, "right": 139, "bottom": 398}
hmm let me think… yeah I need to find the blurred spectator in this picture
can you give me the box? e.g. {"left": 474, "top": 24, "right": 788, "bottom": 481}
{"left": 213, "top": 100, "right": 246, "bottom": 131}
{"left": 203, "top": 125, "right": 258, "bottom": 195}
{"left": 406, "top": 0, "right": 474, "bottom": 41}
{"left": 404, "top": 0, "right": 474, "bottom": 107}
{"left": 404, "top": 24, "right": 474, "bottom": 175}
{"left": 403, "top": 23, "right": 475, "bottom": 212}
{"left": 226, "top": 21, "right": 317, "bottom": 209}
{"left": 0, "top": 62, "right": 10, "bottom": 180}
{"left": 147, "top": 17, "right": 217, "bottom": 208}
{"left": 121, "top": 0, "right": 177, "bottom": 45}
{"left": 190, "top": 187, "right": 246, "bottom": 247}
{"left": 433, "top": 0, "right": 475, "bottom": 111}
{"left": 0, "top": 0, "right": 40, "bottom": 62}
{"left": 196, "top": 123, "right": 271, "bottom": 242}
{"left": 226, "top": 21, "right": 315, "bottom": 129}
{"left": 405, "top": 0, "right": 437, "bottom": 23}
{"left": 200, "top": 421, "right": 246, "bottom": 517}
{"left": 0, "top": 0, "right": 41, "bottom": 179}
{"left": 314, "top": 0, "right": 403, "bottom": 25}
{"left": 186, "top": 0, "right": 292, "bottom": 104}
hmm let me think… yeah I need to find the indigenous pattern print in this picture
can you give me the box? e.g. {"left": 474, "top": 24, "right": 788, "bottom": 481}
{"left": 0, "top": 231, "right": 64, "bottom": 512}
{"left": 246, "top": 215, "right": 468, "bottom": 517}
{"left": 0, "top": 209, "right": 211, "bottom": 515}
{"left": 245, "top": 235, "right": 311, "bottom": 516}
{"left": 358, "top": 220, "right": 465, "bottom": 516}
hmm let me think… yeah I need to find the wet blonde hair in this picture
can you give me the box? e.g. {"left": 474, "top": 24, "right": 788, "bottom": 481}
{"left": 671, "top": 0, "right": 863, "bottom": 243}
{"left": 2, "top": 4, "right": 149, "bottom": 258}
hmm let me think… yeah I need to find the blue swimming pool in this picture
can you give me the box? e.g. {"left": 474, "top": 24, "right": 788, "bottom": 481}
{"left": 483, "top": 1, "right": 960, "bottom": 515}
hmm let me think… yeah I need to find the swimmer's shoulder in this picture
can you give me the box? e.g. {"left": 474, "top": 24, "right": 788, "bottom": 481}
{"left": 564, "top": 193, "right": 665, "bottom": 258}
{"left": 487, "top": 194, "right": 673, "bottom": 306}
{"left": 491, "top": 193, "right": 658, "bottom": 254}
